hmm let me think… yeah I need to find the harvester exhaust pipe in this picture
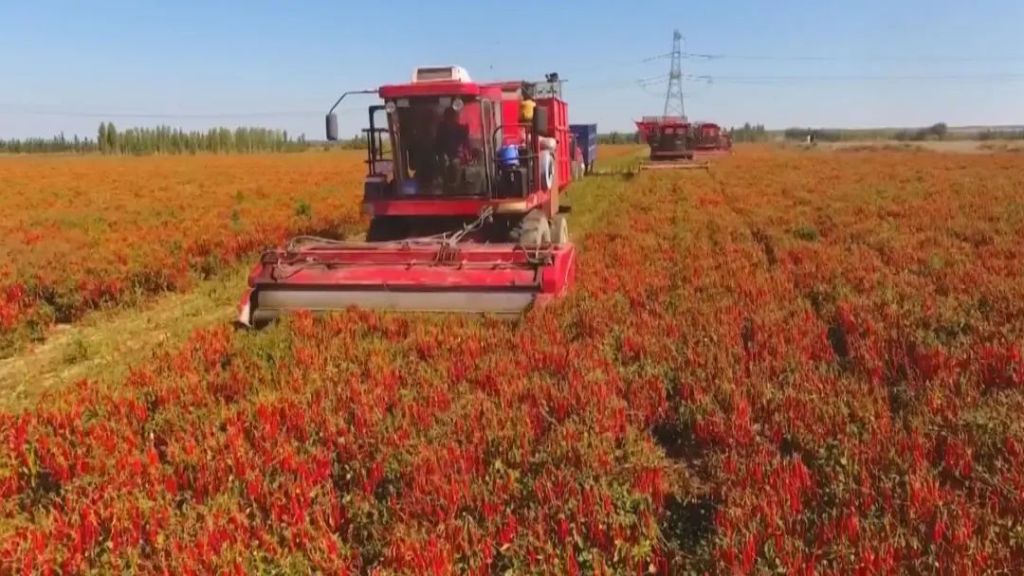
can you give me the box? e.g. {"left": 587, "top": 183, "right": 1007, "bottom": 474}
{"left": 325, "top": 89, "right": 377, "bottom": 141}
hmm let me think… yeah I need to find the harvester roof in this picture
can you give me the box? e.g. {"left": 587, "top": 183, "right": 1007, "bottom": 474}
{"left": 379, "top": 65, "right": 510, "bottom": 100}
{"left": 636, "top": 116, "right": 690, "bottom": 129}
{"left": 379, "top": 81, "right": 483, "bottom": 99}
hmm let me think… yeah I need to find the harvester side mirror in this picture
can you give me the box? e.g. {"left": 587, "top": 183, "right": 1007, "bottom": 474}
{"left": 326, "top": 113, "right": 339, "bottom": 141}
{"left": 532, "top": 106, "right": 549, "bottom": 137}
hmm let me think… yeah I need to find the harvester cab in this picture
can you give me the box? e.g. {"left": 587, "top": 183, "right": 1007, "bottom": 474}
{"left": 237, "top": 66, "right": 577, "bottom": 327}
{"left": 689, "top": 122, "right": 733, "bottom": 159}
{"left": 634, "top": 116, "right": 708, "bottom": 171}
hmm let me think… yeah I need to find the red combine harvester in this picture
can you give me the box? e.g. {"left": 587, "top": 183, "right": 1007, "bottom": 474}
{"left": 689, "top": 122, "right": 733, "bottom": 160}
{"left": 634, "top": 116, "right": 706, "bottom": 171}
{"left": 634, "top": 116, "right": 732, "bottom": 170}
{"left": 237, "top": 66, "right": 577, "bottom": 326}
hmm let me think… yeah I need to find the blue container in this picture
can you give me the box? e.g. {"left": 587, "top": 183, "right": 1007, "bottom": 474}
{"left": 569, "top": 123, "right": 598, "bottom": 170}
{"left": 498, "top": 145, "right": 520, "bottom": 167}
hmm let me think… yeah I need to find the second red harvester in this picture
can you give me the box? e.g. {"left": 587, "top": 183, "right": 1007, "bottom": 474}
{"left": 634, "top": 116, "right": 732, "bottom": 170}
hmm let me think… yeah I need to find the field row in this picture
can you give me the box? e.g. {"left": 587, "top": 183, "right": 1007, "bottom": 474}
{"left": 2, "top": 148, "right": 1023, "bottom": 572}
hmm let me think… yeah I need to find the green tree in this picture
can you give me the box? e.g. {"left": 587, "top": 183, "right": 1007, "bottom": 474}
{"left": 731, "top": 123, "right": 769, "bottom": 143}
{"left": 105, "top": 122, "right": 118, "bottom": 153}
{"left": 97, "top": 123, "right": 108, "bottom": 153}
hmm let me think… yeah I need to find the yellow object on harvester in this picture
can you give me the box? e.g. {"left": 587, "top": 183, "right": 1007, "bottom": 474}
{"left": 519, "top": 99, "right": 535, "bottom": 122}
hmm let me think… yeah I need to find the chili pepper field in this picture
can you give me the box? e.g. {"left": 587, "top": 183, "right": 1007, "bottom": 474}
{"left": 0, "top": 152, "right": 368, "bottom": 357}
{"left": 2, "top": 145, "right": 1023, "bottom": 573}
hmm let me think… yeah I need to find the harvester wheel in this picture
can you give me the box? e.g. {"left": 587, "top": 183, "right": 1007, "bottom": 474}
{"left": 551, "top": 215, "right": 570, "bottom": 246}
{"left": 514, "top": 209, "right": 551, "bottom": 248}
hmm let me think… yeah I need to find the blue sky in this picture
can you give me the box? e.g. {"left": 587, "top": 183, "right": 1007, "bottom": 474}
{"left": 2, "top": 0, "right": 1022, "bottom": 139}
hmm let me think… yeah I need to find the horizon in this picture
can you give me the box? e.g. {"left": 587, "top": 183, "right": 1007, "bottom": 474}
{"left": 8, "top": 121, "right": 1024, "bottom": 144}
{"left": 2, "top": 0, "right": 1023, "bottom": 140}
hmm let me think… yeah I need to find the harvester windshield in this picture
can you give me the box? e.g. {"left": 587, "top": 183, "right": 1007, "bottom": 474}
{"left": 392, "top": 99, "right": 487, "bottom": 196}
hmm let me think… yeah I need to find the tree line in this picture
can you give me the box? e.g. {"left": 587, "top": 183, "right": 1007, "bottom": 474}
{"left": 597, "top": 132, "right": 640, "bottom": 145}
{"left": 0, "top": 133, "right": 95, "bottom": 154}
{"left": 595, "top": 122, "right": 1024, "bottom": 145}
{"left": 783, "top": 123, "right": 1024, "bottom": 143}
{"left": 0, "top": 123, "right": 325, "bottom": 155}
{"left": 95, "top": 123, "right": 309, "bottom": 154}
{"left": 5, "top": 122, "right": 1021, "bottom": 156}
{"left": 728, "top": 123, "right": 770, "bottom": 142}
{"left": 977, "top": 129, "right": 1024, "bottom": 140}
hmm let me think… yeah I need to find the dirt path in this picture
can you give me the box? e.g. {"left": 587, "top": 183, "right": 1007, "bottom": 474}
{"left": 0, "top": 267, "right": 248, "bottom": 410}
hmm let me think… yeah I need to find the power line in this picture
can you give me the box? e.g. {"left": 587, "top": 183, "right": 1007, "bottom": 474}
{"left": 576, "top": 69, "right": 1024, "bottom": 95}
{"left": 559, "top": 55, "right": 666, "bottom": 76}
{"left": 568, "top": 72, "right": 1024, "bottom": 98}
{"left": 642, "top": 52, "right": 673, "bottom": 63}
{"left": 683, "top": 52, "right": 1024, "bottom": 63}
{"left": 636, "top": 74, "right": 670, "bottom": 87}
{"left": 561, "top": 44, "right": 1024, "bottom": 93}
{"left": 686, "top": 72, "right": 1024, "bottom": 84}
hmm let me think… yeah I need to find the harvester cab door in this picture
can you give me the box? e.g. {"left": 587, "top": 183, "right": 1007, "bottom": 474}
{"left": 366, "top": 105, "right": 393, "bottom": 178}
{"left": 480, "top": 99, "right": 497, "bottom": 198}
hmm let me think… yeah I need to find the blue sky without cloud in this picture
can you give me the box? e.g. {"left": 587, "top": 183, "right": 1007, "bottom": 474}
{"left": 1, "top": 0, "right": 1022, "bottom": 139}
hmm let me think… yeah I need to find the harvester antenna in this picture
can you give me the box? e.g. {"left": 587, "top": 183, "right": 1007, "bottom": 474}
{"left": 663, "top": 29, "right": 687, "bottom": 119}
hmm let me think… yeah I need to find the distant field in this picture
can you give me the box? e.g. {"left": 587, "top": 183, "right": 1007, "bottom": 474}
{"left": 0, "top": 152, "right": 367, "bottom": 355}
{"left": 812, "top": 140, "right": 1024, "bottom": 154}
{"left": 596, "top": 143, "right": 645, "bottom": 160}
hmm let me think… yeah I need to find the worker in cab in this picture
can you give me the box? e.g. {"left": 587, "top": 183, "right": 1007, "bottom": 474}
{"left": 435, "top": 107, "right": 477, "bottom": 193}
{"left": 435, "top": 107, "right": 470, "bottom": 162}
{"left": 407, "top": 109, "right": 438, "bottom": 188}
